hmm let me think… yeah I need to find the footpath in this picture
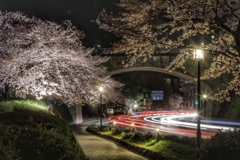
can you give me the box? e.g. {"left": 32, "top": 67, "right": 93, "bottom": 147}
{"left": 70, "top": 120, "right": 148, "bottom": 160}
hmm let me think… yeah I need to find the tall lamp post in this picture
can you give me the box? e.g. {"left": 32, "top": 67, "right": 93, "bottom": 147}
{"left": 203, "top": 94, "right": 207, "bottom": 123}
{"left": 99, "top": 86, "right": 103, "bottom": 130}
{"left": 193, "top": 49, "right": 204, "bottom": 158}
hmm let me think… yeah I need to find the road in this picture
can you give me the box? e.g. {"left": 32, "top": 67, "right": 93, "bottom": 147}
{"left": 108, "top": 111, "right": 238, "bottom": 138}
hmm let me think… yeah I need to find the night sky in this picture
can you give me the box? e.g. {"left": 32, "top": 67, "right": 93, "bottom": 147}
{"left": 0, "top": 0, "right": 119, "bottom": 47}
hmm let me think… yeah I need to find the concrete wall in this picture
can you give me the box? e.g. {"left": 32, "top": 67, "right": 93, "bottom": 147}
{"left": 68, "top": 104, "right": 83, "bottom": 124}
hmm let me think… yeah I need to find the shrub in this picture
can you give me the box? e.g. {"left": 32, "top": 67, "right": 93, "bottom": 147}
{"left": 163, "top": 135, "right": 180, "bottom": 143}
{"left": 0, "top": 123, "right": 87, "bottom": 160}
{"left": 200, "top": 129, "right": 240, "bottom": 160}
{"left": 144, "top": 132, "right": 153, "bottom": 140}
{"left": 180, "top": 136, "right": 195, "bottom": 147}
{"left": 155, "top": 140, "right": 195, "bottom": 159}
{"left": 0, "top": 109, "right": 87, "bottom": 160}
{"left": 102, "top": 126, "right": 110, "bottom": 131}
{"left": 0, "top": 123, "right": 21, "bottom": 160}
{"left": 111, "top": 127, "right": 120, "bottom": 135}
{"left": 123, "top": 128, "right": 131, "bottom": 133}
{"left": 121, "top": 132, "right": 134, "bottom": 140}
{"left": 130, "top": 132, "right": 144, "bottom": 141}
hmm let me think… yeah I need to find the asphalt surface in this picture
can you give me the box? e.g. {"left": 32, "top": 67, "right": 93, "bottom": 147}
{"left": 71, "top": 120, "right": 148, "bottom": 160}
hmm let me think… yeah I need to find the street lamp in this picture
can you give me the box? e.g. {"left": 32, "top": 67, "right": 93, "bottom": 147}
{"left": 193, "top": 49, "right": 204, "bottom": 158}
{"left": 99, "top": 86, "right": 103, "bottom": 130}
{"left": 203, "top": 94, "right": 207, "bottom": 123}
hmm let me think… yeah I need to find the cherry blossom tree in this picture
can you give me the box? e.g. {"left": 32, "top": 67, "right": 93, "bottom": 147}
{"left": 0, "top": 11, "right": 124, "bottom": 106}
{"left": 125, "top": 98, "right": 137, "bottom": 113}
{"left": 98, "top": 77, "right": 125, "bottom": 105}
{"left": 179, "top": 79, "right": 196, "bottom": 102}
{"left": 168, "top": 93, "right": 183, "bottom": 110}
{"left": 96, "top": 0, "right": 240, "bottom": 102}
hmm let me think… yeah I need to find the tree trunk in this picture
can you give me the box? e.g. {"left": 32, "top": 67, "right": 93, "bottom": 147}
{"left": 1, "top": 85, "right": 13, "bottom": 99}
{"left": 19, "top": 92, "right": 27, "bottom": 99}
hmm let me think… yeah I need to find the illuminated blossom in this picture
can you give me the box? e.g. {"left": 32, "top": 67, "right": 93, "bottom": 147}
{"left": 0, "top": 11, "right": 124, "bottom": 106}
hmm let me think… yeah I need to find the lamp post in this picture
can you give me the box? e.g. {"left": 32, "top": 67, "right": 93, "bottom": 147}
{"left": 193, "top": 49, "right": 204, "bottom": 158}
{"left": 99, "top": 86, "right": 103, "bottom": 130}
{"left": 203, "top": 95, "right": 207, "bottom": 123}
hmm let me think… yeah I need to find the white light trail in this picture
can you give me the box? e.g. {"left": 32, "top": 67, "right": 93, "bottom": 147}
{"left": 144, "top": 114, "right": 235, "bottom": 131}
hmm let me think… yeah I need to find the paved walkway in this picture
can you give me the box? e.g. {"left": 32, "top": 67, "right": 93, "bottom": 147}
{"left": 71, "top": 120, "right": 148, "bottom": 160}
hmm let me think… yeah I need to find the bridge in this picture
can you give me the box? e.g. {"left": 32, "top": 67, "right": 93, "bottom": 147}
{"left": 100, "top": 48, "right": 215, "bottom": 118}
{"left": 73, "top": 48, "right": 229, "bottom": 124}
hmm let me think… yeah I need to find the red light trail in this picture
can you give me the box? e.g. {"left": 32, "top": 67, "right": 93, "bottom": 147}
{"left": 108, "top": 111, "right": 235, "bottom": 138}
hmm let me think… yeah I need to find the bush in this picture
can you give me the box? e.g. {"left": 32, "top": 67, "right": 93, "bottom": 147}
{"left": 121, "top": 132, "right": 134, "bottom": 140}
{"left": 180, "top": 136, "right": 195, "bottom": 147}
{"left": 123, "top": 128, "right": 131, "bottom": 133}
{"left": 163, "top": 135, "right": 180, "bottom": 143}
{"left": 0, "top": 124, "right": 21, "bottom": 160}
{"left": 200, "top": 129, "right": 240, "bottom": 160}
{"left": 155, "top": 140, "right": 195, "bottom": 159}
{"left": 0, "top": 110, "right": 69, "bottom": 136}
{"left": 130, "top": 132, "right": 144, "bottom": 141}
{"left": 111, "top": 127, "right": 121, "bottom": 135}
{"left": 0, "top": 123, "right": 87, "bottom": 160}
{"left": 144, "top": 132, "right": 153, "bottom": 140}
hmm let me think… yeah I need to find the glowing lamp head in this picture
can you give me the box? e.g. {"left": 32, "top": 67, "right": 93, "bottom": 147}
{"left": 131, "top": 123, "right": 134, "bottom": 126}
{"left": 193, "top": 49, "right": 204, "bottom": 59}
{"left": 113, "top": 121, "right": 116, "bottom": 125}
{"left": 203, "top": 95, "right": 207, "bottom": 99}
{"left": 99, "top": 86, "right": 103, "bottom": 92}
{"left": 156, "top": 128, "right": 159, "bottom": 132}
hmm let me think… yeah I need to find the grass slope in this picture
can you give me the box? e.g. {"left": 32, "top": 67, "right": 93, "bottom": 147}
{"left": 0, "top": 99, "right": 88, "bottom": 160}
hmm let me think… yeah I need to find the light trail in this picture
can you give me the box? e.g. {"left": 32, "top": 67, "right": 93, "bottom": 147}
{"left": 108, "top": 111, "right": 237, "bottom": 138}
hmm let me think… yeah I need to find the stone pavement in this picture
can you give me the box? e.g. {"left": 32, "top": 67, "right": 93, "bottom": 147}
{"left": 71, "top": 120, "right": 148, "bottom": 160}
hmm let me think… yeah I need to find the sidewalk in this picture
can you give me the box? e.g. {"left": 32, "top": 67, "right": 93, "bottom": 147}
{"left": 70, "top": 120, "right": 148, "bottom": 160}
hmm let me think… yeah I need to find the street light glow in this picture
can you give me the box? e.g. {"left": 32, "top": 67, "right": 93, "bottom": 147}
{"left": 193, "top": 49, "right": 204, "bottom": 59}
{"left": 99, "top": 86, "right": 103, "bottom": 92}
{"left": 203, "top": 94, "right": 207, "bottom": 99}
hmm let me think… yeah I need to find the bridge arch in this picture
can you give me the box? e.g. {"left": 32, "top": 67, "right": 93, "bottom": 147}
{"left": 107, "top": 66, "right": 212, "bottom": 118}
{"left": 107, "top": 67, "right": 193, "bottom": 81}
